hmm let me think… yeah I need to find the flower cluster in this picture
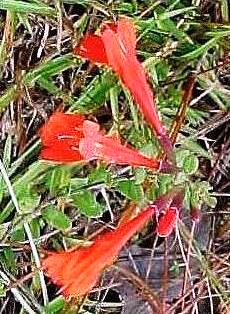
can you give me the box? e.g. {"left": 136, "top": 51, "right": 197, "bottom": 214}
{"left": 40, "top": 17, "right": 183, "bottom": 299}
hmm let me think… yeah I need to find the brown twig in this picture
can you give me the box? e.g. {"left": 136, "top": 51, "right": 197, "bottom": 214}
{"left": 113, "top": 264, "right": 162, "bottom": 313}
{"left": 169, "top": 74, "right": 196, "bottom": 145}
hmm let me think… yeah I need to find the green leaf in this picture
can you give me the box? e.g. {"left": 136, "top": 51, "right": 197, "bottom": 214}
{"left": 45, "top": 166, "right": 71, "bottom": 196}
{"left": 206, "top": 195, "right": 217, "bottom": 208}
{"left": 24, "top": 54, "right": 76, "bottom": 85}
{"left": 182, "top": 139, "right": 211, "bottom": 159}
{"left": 159, "top": 7, "right": 196, "bottom": 20}
{"left": 156, "top": 16, "right": 190, "bottom": 41}
{"left": 178, "top": 38, "right": 217, "bottom": 60}
{"left": 158, "top": 175, "right": 173, "bottom": 195}
{"left": 31, "top": 272, "right": 41, "bottom": 295}
{"left": 190, "top": 181, "right": 217, "bottom": 209}
{"left": 2, "top": 247, "right": 17, "bottom": 273}
{"left": 9, "top": 141, "right": 41, "bottom": 177}
{"left": 114, "top": 1, "right": 137, "bottom": 13}
{"left": 117, "top": 180, "right": 143, "bottom": 202}
{"left": 124, "top": 88, "right": 140, "bottom": 131}
{"left": 155, "top": 60, "right": 170, "bottom": 81}
{"left": 0, "top": 0, "right": 56, "bottom": 16}
{"left": 10, "top": 227, "right": 25, "bottom": 242}
{"left": 70, "top": 72, "right": 117, "bottom": 113}
{"left": 16, "top": 185, "right": 41, "bottom": 213}
{"left": 70, "top": 177, "right": 89, "bottom": 190}
{"left": 0, "top": 85, "right": 17, "bottom": 113}
{"left": 42, "top": 205, "right": 71, "bottom": 231}
{"left": 175, "top": 149, "right": 190, "bottom": 168}
{"left": 2, "top": 135, "right": 12, "bottom": 169}
{"left": 29, "top": 218, "right": 41, "bottom": 238}
{"left": 184, "top": 184, "right": 191, "bottom": 210}
{"left": 36, "top": 76, "right": 61, "bottom": 95}
{"left": 183, "top": 154, "right": 199, "bottom": 175}
{"left": 0, "top": 161, "right": 50, "bottom": 223}
{"left": 44, "top": 296, "right": 65, "bottom": 314}
{"left": 13, "top": 161, "right": 52, "bottom": 191}
{"left": 0, "top": 223, "right": 9, "bottom": 239}
{"left": 88, "top": 166, "right": 111, "bottom": 185}
{"left": 145, "top": 183, "right": 158, "bottom": 202}
{"left": 73, "top": 190, "right": 103, "bottom": 217}
{"left": 62, "top": 0, "right": 89, "bottom": 4}
{"left": 110, "top": 87, "right": 120, "bottom": 131}
{"left": 134, "top": 168, "right": 147, "bottom": 185}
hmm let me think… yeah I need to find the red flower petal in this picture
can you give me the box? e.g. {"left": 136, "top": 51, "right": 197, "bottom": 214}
{"left": 40, "top": 112, "right": 84, "bottom": 145}
{"left": 101, "top": 18, "right": 136, "bottom": 56}
{"left": 74, "top": 34, "right": 108, "bottom": 64}
{"left": 40, "top": 146, "right": 83, "bottom": 162}
{"left": 43, "top": 248, "right": 101, "bottom": 297}
{"left": 156, "top": 189, "right": 184, "bottom": 237}
{"left": 124, "top": 60, "right": 165, "bottom": 133}
{"left": 101, "top": 27, "right": 126, "bottom": 74}
{"left": 43, "top": 204, "right": 156, "bottom": 297}
{"left": 94, "top": 136, "right": 161, "bottom": 168}
{"left": 79, "top": 120, "right": 172, "bottom": 171}
{"left": 116, "top": 18, "right": 136, "bottom": 55}
{"left": 101, "top": 19, "right": 163, "bottom": 135}
{"left": 78, "top": 120, "right": 101, "bottom": 160}
{"left": 40, "top": 112, "right": 85, "bottom": 162}
{"left": 156, "top": 206, "right": 179, "bottom": 237}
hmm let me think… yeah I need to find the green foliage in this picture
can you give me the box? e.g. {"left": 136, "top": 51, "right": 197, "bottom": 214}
{"left": 0, "top": 0, "right": 226, "bottom": 311}
{"left": 0, "top": 282, "right": 6, "bottom": 298}
{"left": 70, "top": 72, "right": 117, "bottom": 113}
{"left": 183, "top": 154, "right": 199, "bottom": 175}
{"left": 45, "top": 166, "right": 72, "bottom": 196}
{"left": 175, "top": 149, "right": 199, "bottom": 175}
{"left": 29, "top": 218, "right": 41, "bottom": 238}
{"left": 190, "top": 181, "right": 217, "bottom": 209}
{"left": 73, "top": 190, "right": 104, "bottom": 218}
{"left": 10, "top": 227, "right": 25, "bottom": 242}
{"left": 1, "top": 247, "right": 17, "bottom": 274}
{"left": 42, "top": 205, "right": 71, "bottom": 231}
{"left": 44, "top": 296, "right": 65, "bottom": 314}
{"left": 88, "top": 166, "right": 111, "bottom": 184}
{"left": 16, "top": 185, "right": 41, "bottom": 213}
{"left": 0, "top": 0, "right": 56, "bottom": 16}
{"left": 117, "top": 179, "right": 144, "bottom": 202}
{"left": 181, "top": 139, "right": 211, "bottom": 159}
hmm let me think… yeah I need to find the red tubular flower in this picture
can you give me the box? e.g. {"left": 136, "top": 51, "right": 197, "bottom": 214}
{"left": 156, "top": 206, "right": 179, "bottom": 237}
{"left": 74, "top": 18, "right": 173, "bottom": 156}
{"left": 42, "top": 203, "right": 156, "bottom": 297}
{"left": 156, "top": 189, "right": 184, "bottom": 237}
{"left": 40, "top": 112, "right": 173, "bottom": 172}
